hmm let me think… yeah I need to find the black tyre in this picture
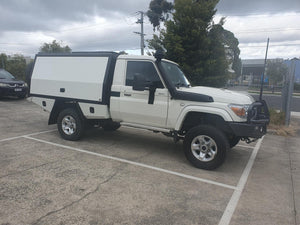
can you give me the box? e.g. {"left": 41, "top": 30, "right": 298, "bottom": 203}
{"left": 102, "top": 121, "right": 120, "bottom": 131}
{"left": 228, "top": 136, "right": 240, "bottom": 148}
{"left": 57, "top": 108, "right": 85, "bottom": 141}
{"left": 183, "top": 125, "right": 229, "bottom": 170}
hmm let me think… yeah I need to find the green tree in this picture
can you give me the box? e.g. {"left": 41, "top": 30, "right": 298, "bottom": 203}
{"left": 147, "top": 33, "right": 165, "bottom": 55}
{"left": 222, "top": 26, "right": 241, "bottom": 78}
{"left": 209, "top": 19, "right": 241, "bottom": 83}
{"left": 149, "top": 0, "right": 228, "bottom": 87}
{"left": 266, "top": 59, "right": 288, "bottom": 85}
{"left": 147, "top": 0, "right": 173, "bottom": 31}
{"left": 40, "top": 40, "right": 71, "bottom": 53}
{"left": 205, "top": 22, "right": 228, "bottom": 87}
{"left": 147, "top": 0, "right": 242, "bottom": 87}
{"left": 0, "top": 53, "right": 8, "bottom": 69}
{"left": 0, "top": 53, "right": 27, "bottom": 81}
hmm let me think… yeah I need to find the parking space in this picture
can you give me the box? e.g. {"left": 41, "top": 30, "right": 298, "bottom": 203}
{"left": 0, "top": 99, "right": 297, "bottom": 225}
{"left": 0, "top": 98, "right": 53, "bottom": 140}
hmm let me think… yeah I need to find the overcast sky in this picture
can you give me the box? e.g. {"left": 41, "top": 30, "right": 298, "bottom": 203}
{"left": 0, "top": 0, "right": 299, "bottom": 59}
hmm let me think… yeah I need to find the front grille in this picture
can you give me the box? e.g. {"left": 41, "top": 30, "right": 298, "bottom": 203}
{"left": 8, "top": 83, "right": 23, "bottom": 87}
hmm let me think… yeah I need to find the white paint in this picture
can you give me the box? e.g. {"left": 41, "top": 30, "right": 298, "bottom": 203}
{"left": 218, "top": 137, "right": 264, "bottom": 225}
{"left": 116, "top": 60, "right": 169, "bottom": 127}
{"left": 23, "top": 136, "right": 237, "bottom": 190}
{"left": 236, "top": 144, "right": 255, "bottom": 150}
{"left": 31, "top": 97, "right": 55, "bottom": 112}
{"left": 78, "top": 102, "right": 110, "bottom": 119}
{"left": 31, "top": 56, "right": 108, "bottom": 102}
{"left": 174, "top": 105, "right": 234, "bottom": 131}
{"left": 0, "top": 129, "right": 56, "bottom": 143}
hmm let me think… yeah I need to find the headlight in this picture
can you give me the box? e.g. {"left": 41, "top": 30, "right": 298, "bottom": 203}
{"left": 0, "top": 83, "right": 9, "bottom": 87}
{"left": 228, "top": 104, "right": 250, "bottom": 118}
{"left": 23, "top": 83, "right": 28, "bottom": 87}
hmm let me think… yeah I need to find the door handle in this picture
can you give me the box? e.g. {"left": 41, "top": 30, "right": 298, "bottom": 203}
{"left": 124, "top": 93, "right": 132, "bottom": 96}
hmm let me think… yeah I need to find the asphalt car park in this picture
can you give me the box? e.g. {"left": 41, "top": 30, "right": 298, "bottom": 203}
{"left": 0, "top": 98, "right": 299, "bottom": 225}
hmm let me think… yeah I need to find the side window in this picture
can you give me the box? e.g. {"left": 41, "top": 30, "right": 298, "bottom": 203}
{"left": 126, "top": 61, "right": 164, "bottom": 88}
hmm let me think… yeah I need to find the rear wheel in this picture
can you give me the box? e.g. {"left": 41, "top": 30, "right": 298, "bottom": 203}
{"left": 183, "top": 125, "right": 229, "bottom": 170}
{"left": 57, "top": 108, "right": 85, "bottom": 140}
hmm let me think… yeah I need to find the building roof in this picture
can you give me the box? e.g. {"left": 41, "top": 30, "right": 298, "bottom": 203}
{"left": 242, "top": 59, "right": 265, "bottom": 67}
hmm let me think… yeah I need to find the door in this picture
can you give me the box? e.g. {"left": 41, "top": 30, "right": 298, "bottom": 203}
{"left": 119, "top": 60, "right": 169, "bottom": 127}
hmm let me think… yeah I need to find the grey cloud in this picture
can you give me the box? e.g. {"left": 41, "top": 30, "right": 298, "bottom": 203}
{"left": 1, "top": 0, "right": 299, "bottom": 33}
{"left": 0, "top": 0, "right": 149, "bottom": 33}
{"left": 216, "top": 0, "right": 300, "bottom": 15}
{"left": 237, "top": 31, "right": 300, "bottom": 44}
{"left": 0, "top": 0, "right": 299, "bottom": 59}
{"left": 61, "top": 23, "right": 154, "bottom": 52}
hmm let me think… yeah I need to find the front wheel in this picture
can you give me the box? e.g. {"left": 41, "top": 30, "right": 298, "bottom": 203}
{"left": 57, "top": 108, "right": 85, "bottom": 141}
{"left": 183, "top": 125, "right": 229, "bottom": 170}
{"left": 228, "top": 136, "right": 240, "bottom": 148}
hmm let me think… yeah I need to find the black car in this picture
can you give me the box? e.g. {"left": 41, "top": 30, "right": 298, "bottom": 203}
{"left": 0, "top": 69, "right": 28, "bottom": 98}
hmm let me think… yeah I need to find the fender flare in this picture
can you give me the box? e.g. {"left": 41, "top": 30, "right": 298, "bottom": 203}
{"left": 48, "top": 100, "right": 85, "bottom": 125}
{"left": 174, "top": 105, "right": 233, "bottom": 131}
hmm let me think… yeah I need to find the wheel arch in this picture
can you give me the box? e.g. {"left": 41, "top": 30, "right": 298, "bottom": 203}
{"left": 176, "top": 107, "right": 233, "bottom": 135}
{"left": 48, "top": 100, "right": 85, "bottom": 125}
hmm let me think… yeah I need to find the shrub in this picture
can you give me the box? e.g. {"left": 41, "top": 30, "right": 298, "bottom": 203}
{"left": 269, "top": 108, "right": 285, "bottom": 126}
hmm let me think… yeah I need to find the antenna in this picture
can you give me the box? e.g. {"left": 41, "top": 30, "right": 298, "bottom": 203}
{"left": 259, "top": 38, "right": 270, "bottom": 101}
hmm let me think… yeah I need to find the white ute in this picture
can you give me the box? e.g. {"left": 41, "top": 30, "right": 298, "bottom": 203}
{"left": 30, "top": 51, "right": 269, "bottom": 170}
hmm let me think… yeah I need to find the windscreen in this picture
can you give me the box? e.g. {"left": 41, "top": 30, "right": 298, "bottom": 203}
{"left": 160, "top": 61, "right": 190, "bottom": 88}
{"left": 0, "top": 69, "right": 14, "bottom": 79}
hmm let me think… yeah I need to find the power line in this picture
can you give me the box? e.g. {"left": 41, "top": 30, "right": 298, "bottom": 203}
{"left": 240, "top": 43, "right": 300, "bottom": 48}
{"left": 216, "top": 10, "right": 300, "bottom": 18}
{"left": 235, "top": 28, "right": 300, "bottom": 34}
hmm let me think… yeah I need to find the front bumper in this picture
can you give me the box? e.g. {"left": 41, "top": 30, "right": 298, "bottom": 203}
{"left": 229, "top": 122, "right": 267, "bottom": 138}
{"left": 229, "top": 100, "right": 270, "bottom": 139}
{"left": 0, "top": 86, "right": 28, "bottom": 97}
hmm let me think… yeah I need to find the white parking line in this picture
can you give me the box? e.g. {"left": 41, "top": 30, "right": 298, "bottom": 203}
{"left": 0, "top": 129, "right": 56, "bottom": 143}
{"left": 236, "top": 144, "right": 255, "bottom": 150}
{"left": 3, "top": 127, "right": 263, "bottom": 224}
{"left": 218, "top": 136, "right": 264, "bottom": 225}
{"left": 23, "top": 136, "right": 237, "bottom": 190}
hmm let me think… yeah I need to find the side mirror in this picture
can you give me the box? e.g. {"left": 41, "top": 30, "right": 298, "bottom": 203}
{"left": 132, "top": 74, "right": 147, "bottom": 91}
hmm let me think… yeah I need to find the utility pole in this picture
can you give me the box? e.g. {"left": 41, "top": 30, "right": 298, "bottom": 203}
{"left": 134, "top": 11, "right": 145, "bottom": 55}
